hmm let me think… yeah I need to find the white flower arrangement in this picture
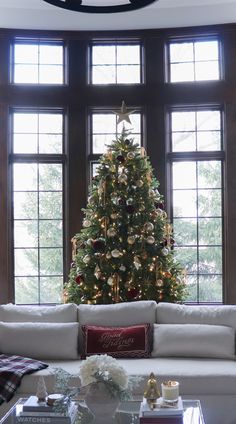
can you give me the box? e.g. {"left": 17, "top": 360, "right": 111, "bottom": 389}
{"left": 79, "top": 354, "right": 140, "bottom": 401}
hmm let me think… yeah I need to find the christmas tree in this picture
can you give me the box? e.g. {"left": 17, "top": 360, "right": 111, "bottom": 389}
{"left": 64, "top": 105, "right": 186, "bottom": 305}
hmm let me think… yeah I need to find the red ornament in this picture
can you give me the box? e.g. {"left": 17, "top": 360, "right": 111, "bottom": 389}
{"left": 128, "top": 287, "right": 139, "bottom": 299}
{"left": 75, "top": 274, "right": 83, "bottom": 285}
{"left": 116, "top": 154, "right": 125, "bottom": 163}
{"left": 155, "top": 202, "right": 164, "bottom": 210}
{"left": 93, "top": 238, "right": 105, "bottom": 252}
{"left": 126, "top": 204, "right": 135, "bottom": 214}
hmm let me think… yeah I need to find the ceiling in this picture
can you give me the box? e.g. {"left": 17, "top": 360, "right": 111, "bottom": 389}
{"left": 0, "top": 0, "right": 236, "bottom": 31}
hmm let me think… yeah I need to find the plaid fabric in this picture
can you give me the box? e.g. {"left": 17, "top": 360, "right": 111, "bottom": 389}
{"left": 0, "top": 354, "right": 48, "bottom": 405}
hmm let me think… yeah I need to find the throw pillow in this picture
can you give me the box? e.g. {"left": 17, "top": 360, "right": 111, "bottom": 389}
{"left": 82, "top": 323, "right": 152, "bottom": 358}
{"left": 0, "top": 303, "right": 78, "bottom": 323}
{"left": 151, "top": 323, "right": 235, "bottom": 359}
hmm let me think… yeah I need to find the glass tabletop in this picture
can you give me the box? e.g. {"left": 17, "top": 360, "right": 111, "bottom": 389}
{"left": 0, "top": 398, "right": 205, "bottom": 424}
{"left": 115, "top": 399, "right": 205, "bottom": 424}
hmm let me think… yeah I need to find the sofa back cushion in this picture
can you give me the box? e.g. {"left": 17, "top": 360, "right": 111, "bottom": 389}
{"left": 0, "top": 322, "right": 79, "bottom": 360}
{"left": 78, "top": 301, "right": 157, "bottom": 326}
{"left": 156, "top": 302, "right": 236, "bottom": 330}
{"left": 0, "top": 303, "right": 78, "bottom": 323}
{"left": 151, "top": 323, "right": 235, "bottom": 359}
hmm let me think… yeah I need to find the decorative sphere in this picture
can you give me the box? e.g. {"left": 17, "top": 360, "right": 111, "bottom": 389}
{"left": 111, "top": 193, "right": 118, "bottom": 204}
{"left": 119, "top": 265, "right": 126, "bottom": 272}
{"left": 128, "top": 287, "right": 139, "bottom": 299}
{"left": 126, "top": 204, "right": 135, "bottom": 214}
{"left": 127, "top": 235, "right": 136, "bottom": 245}
{"left": 136, "top": 179, "right": 143, "bottom": 187}
{"left": 144, "top": 222, "right": 154, "bottom": 232}
{"left": 116, "top": 154, "right": 125, "bottom": 163}
{"left": 118, "top": 173, "right": 128, "bottom": 184}
{"left": 93, "top": 238, "right": 105, "bottom": 251}
{"left": 146, "top": 236, "right": 155, "bottom": 244}
{"left": 127, "top": 198, "right": 134, "bottom": 205}
{"left": 162, "top": 247, "right": 169, "bottom": 256}
{"left": 110, "top": 212, "right": 118, "bottom": 219}
{"left": 75, "top": 274, "right": 83, "bottom": 285}
{"left": 125, "top": 139, "right": 131, "bottom": 145}
{"left": 118, "top": 198, "right": 126, "bottom": 206}
{"left": 111, "top": 249, "right": 121, "bottom": 258}
{"left": 127, "top": 151, "right": 135, "bottom": 160}
{"left": 106, "top": 251, "right": 112, "bottom": 259}
{"left": 83, "top": 254, "right": 91, "bottom": 264}
{"left": 83, "top": 219, "right": 91, "bottom": 228}
{"left": 107, "top": 277, "right": 114, "bottom": 286}
{"left": 156, "top": 279, "right": 163, "bottom": 287}
{"left": 107, "top": 227, "right": 116, "bottom": 237}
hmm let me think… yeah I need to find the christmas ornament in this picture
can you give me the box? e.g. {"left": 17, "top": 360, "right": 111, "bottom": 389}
{"left": 146, "top": 236, "right": 155, "bottom": 244}
{"left": 127, "top": 198, "right": 134, "bottom": 205}
{"left": 116, "top": 154, "right": 125, "bottom": 163}
{"left": 125, "top": 139, "right": 131, "bottom": 145}
{"left": 118, "top": 198, "right": 126, "bottom": 206}
{"left": 127, "top": 151, "right": 135, "bottom": 160}
{"left": 156, "top": 279, "right": 163, "bottom": 287}
{"left": 134, "top": 255, "right": 141, "bottom": 270}
{"left": 161, "top": 247, "right": 169, "bottom": 256}
{"left": 126, "top": 204, "right": 135, "bottom": 214}
{"left": 83, "top": 254, "right": 91, "bottom": 264}
{"left": 118, "top": 173, "right": 128, "bottom": 184}
{"left": 93, "top": 238, "right": 105, "bottom": 251}
{"left": 127, "top": 235, "right": 136, "bottom": 245}
{"left": 155, "top": 201, "right": 164, "bottom": 210}
{"left": 112, "top": 100, "right": 136, "bottom": 125}
{"left": 128, "top": 287, "right": 139, "bottom": 299}
{"left": 83, "top": 219, "right": 91, "bottom": 228}
{"left": 110, "top": 212, "right": 119, "bottom": 219}
{"left": 149, "top": 189, "right": 155, "bottom": 197}
{"left": 139, "top": 204, "right": 145, "bottom": 211}
{"left": 107, "top": 276, "right": 114, "bottom": 286}
{"left": 107, "top": 227, "right": 117, "bottom": 237}
{"left": 87, "top": 238, "right": 93, "bottom": 246}
{"left": 119, "top": 265, "right": 126, "bottom": 272}
{"left": 94, "top": 265, "right": 102, "bottom": 280}
{"left": 136, "top": 179, "right": 143, "bottom": 187}
{"left": 75, "top": 274, "right": 83, "bottom": 285}
{"left": 111, "top": 249, "right": 121, "bottom": 258}
{"left": 111, "top": 193, "right": 118, "bottom": 204}
{"left": 144, "top": 222, "right": 154, "bottom": 232}
{"left": 106, "top": 251, "right": 112, "bottom": 259}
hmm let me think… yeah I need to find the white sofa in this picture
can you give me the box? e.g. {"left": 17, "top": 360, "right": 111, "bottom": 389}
{"left": 0, "top": 301, "right": 236, "bottom": 424}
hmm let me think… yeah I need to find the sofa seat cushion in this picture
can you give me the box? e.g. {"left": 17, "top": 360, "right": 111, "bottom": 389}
{"left": 0, "top": 303, "right": 77, "bottom": 323}
{"left": 156, "top": 302, "right": 236, "bottom": 330}
{"left": 15, "top": 357, "right": 236, "bottom": 397}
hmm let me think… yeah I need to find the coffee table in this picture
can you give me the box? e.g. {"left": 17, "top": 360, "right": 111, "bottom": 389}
{"left": 0, "top": 398, "right": 205, "bottom": 424}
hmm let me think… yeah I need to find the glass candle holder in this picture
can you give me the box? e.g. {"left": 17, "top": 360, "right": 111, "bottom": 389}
{"left": 161, "top": 381, "right": 179, "bottom": 403}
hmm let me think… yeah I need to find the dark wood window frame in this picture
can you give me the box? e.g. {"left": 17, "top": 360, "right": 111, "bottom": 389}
{"left": 0, "top": 24, "right": 236, "bottom": 304}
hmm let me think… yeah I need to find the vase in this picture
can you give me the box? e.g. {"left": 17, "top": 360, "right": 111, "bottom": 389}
{"left": 84, "top": 381, "right": 120, "bottom": 424}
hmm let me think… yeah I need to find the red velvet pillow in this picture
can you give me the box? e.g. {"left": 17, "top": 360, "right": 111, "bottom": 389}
{"left": 81, "top": 323, "right": 152, "bottom": 358}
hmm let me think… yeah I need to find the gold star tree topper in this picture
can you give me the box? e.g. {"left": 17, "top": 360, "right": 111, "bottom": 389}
{"left": 113, "top": 100, "right": 136, "bottom": 125}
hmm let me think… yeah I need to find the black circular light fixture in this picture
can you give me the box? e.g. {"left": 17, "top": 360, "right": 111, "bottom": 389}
{"left": 43, "top": 0, "right": 158, "bottom": 13}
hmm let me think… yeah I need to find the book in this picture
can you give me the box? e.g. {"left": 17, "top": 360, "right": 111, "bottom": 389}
{"left": 15, "top": 403, "right": 78, "bottom": 424}
{"left": 23, "top": 397, "right": 64, "bottom": 413}
{"left": 19, "top": 402, "right": 76, "bottom": 418}
{"left": 140, "top": 397, "right": 183, "bottom": 418}
{"left": 139, "top": 417, "right": 183, "bottom": 424}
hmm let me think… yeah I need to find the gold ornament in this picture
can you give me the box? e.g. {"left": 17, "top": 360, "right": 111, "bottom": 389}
{"left": 110, "top": 212, "right": 118, "bottom": 220}
{"left": 127, "top": 235, "right": 136, "bottom": 245}
{"left": 111, "top": 249, "right": 121, "bottom": 258}
{"left": 118, "top": 173, "right": 128, "bottom": 184}
{"left": 106, "top": 251, "right": 112, "bottom": 259}
{"left": 83, "top": 254, "right": 91, "bottom": 264}
{"left": 94, "top": 265, "right": 102, "bottom": 280}
{"left": 107, "top": 227, "right": 116, "bottom": 237}
{"left": 127, "top": 151, "right": 135, "bottom": 160}
{"left": 156, "top": 279, "right": 163, "bottom": 287}
{"left": 83, "top": 219, "right": 91, "bottom": 228}
{"left": 134, "top": 255, "right": 141, "bottom": 270}
{"left": 107, "top": 276, "right": 114, "bottom": 286}
{"left": 144, "top": 222, "right": 154, "bottom": 232}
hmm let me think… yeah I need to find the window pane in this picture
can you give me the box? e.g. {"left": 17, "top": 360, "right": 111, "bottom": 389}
{"left": 13, "top": 42, "right": 64, "bottom": 84}
{"left": 172, "top": 162, "right": 196, "bottom": 189}
{"left": 173, "top": 190, "right": 197, "bottom": 217}
{"left": 199, "top": 275, "right": 222, "bottom": 302}
{"left": 15, "top": 277, "right": 39, "bottom": 304}
{"left": 40, "top": 248, "right": 63, "bottom": 275}
{"left": 172, "top": 112, "right": 195, "bottom": 132}
{"left": 13, "top": 134, "right": 38, "bottom": 154}
{"left": 173, "top": 218, "right": 197, "bottom": 245}
{"left": 14, "top": 164, "right": 37, "bottom": 191}
{"left": 14, "top": 221, "right": 38, "bottom": 248}
{"left": 172, "top": 132, "right": 196, "bottom": 152}
{"left": 91, "top": 43, "right": 141, "bottom": 84}
{"left": 198, "top": 218, "right": 222, "bottom": 245}
{"left": 40, "top": 276, "right": 64, "bottom": 303}
{"left": 169, "top": 39, "right": 220, "bottom": 82}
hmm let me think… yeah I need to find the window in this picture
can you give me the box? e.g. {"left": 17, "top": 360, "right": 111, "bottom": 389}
{"left": 91, "top": 44, "right": 141, "bottom": 84}
{"left": 90, "top": 111, "right": 142, "bottom": 177}
{"left": 169, "top": 108, "right": 224, "bottom": 302}
{"left": 11, "top": 111, "right": 65, "bottom": 304}
{"left": 13, "top": 42, "right": 64, "bottom": 84}
{"left": 168, "top": 39, "right": 220, "bottom": 82}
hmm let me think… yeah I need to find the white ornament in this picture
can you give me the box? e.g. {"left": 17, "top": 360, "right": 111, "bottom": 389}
{"left": 146, "top": 236, "right": 155, "bottom": 244}
{"left": 107, "top": 276, "right": 114, "bottom": 286}
{"left": 83, "top": 219, "right": 91, "bottom": 228}
{"left": 119, "top": 265, "right": 126, "bottom": 272}
{"left": 144, "top": 222, "right": 154, "bottom": 232}
{"left": 111, "top": 249, "right": 121, "bottom": 258}
{"left": 127, "top": 235, "right": 136, "bottom": 245}
{"left": 106, "top": 251, "right": 112, "bottom": 259}
{"left": 162, "top": 247, "right": 169, "bottom": 256}
{"left": 107, "top": 227, "right": 116, "bottom": 237}
{"left": 127, "top": 151, "right": 135, "bottom": 160}
{"left": 83, "top": 254, "right": 91, "bottom": 264}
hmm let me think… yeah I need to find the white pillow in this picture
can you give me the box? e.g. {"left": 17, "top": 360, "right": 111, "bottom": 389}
{"left": 78, "top": 300, "right": 157, "bottom": 326}
{"left": 0, "top": 303, "right": 78, "bottom": 323}
{"left": 0, "top": 322, "right": 79, "bottom": 360}
{"left": 151, "top": 324, "right": 235, "bottom": 359}
{"left": 156, "top": 302, "right": 236, "bottom": 330}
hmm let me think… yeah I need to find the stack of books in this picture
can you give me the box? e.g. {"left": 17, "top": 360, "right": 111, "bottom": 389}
{"left": 139, "top": 397, "right": 184, "bottom": 423}
{"left": 15, "top": 396, "right": 78, "bottom": 424}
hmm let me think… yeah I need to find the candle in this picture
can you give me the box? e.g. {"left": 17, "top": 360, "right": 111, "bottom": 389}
{"left": 161, "top": 381, "right": 179, "bottom": 402}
